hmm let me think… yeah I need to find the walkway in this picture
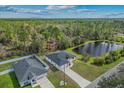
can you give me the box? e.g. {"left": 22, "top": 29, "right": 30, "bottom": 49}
{"left": 0, "top": 55, "right": 33, "bottom": 65}
{"left": 62, "top": 68, "right": 91, "bottom": 88}
{"left": 37, "top": 77, "right": 55, "bottom": 88}
{"left": 0, "top": 68, "right": 14, "bottom": 75}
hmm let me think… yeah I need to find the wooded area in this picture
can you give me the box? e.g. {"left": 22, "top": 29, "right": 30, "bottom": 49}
{"left": 0, "top": 19, "right": 124, "bottom": 59}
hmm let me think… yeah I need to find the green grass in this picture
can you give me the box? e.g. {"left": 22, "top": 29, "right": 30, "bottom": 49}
{"left": 0, "top": 63, "right": 13, "bottom": 72}
{"left": 0, "top": 72, "right": 20, "bottom": 88}
{"left": 45, "top": 61, "right": 80, "bottom": 88}
{"left": 0, "top": 72, "right": 32, "bottom": 88}
{"left": 34, "top": 85, "right": 41, "bottom": 88}
{"left": 66, "top": 40, "right": 124, "bottom": 81}
{"left": 71, "top": 57, "right": 124, "bottom": 81}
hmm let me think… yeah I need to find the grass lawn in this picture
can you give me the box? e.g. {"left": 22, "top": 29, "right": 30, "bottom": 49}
{"left": 0, "top": 72, "right": 20, "bottom": 88}
{"left": 45, "top": 61, "right": 80, "bottom": 88}
{"left": 71, "top": 57, "right": 124, "bottom": 81}
{"left": 66, "top": 40, "right": 124, "bottom": 81}
{"left": 0, "top": 72, "right": 32, "bottom": 88}
{"left": 0, "top": 63, "right": 13, "bottom": 72}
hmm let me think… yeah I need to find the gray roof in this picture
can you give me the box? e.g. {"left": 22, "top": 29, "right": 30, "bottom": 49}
{"left": 13, "top": 57, "right": 48, "bottom": 82}
{"left": 46, "top": 51, "right": 75, "bottom": 66}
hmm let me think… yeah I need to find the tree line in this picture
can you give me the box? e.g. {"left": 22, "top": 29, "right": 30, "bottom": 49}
{"left": 0, "top": 19, "right": 123, "bottom": 55}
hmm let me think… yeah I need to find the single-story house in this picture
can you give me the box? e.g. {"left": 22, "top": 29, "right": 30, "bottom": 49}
{"left": 45, "top": 51, "right": 75, "bottom": 70}
{"left": 13, "top": 54, "right": 49, "bottom": 87}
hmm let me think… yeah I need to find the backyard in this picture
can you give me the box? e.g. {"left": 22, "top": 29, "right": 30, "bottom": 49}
{"left": 71, "top": 57, "right": 124, "bottom": 81}
{"left": 66, "top": 40, "right": 124, "bottom": 81}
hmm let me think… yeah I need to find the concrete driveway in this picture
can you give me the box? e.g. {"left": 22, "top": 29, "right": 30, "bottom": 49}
{"left": 62, "top": 68, "right": 91, "bottom": 88}
{"left": 0, "top": 68, "right": 14, "bottom": 75}
{"left": 37, "top": 77, "right": 55, "bottom": 88}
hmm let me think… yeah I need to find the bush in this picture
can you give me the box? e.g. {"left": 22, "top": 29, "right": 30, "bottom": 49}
{"left": 98, "top": 73, "right": 124, "bottom": 88}
{"left": 105, "top": 50, "right": 121, "bottom": 64}
{"left": 93, "top": 57, "right": 105, "bottom": 66}
{"left": 105, "top": 56, "right": 112, "bottom": 64}
{"left": 82, "top": 54, "right": 90, "bottom": 62}
{"left": 93, "top": 48, "right": 124, "bottom": 66}
{"left": 120, "top": 48, "right": 124, "bottom": 57}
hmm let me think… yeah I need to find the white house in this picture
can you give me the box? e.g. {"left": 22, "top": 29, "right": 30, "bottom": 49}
{"left": 45, "top": 51, "right": 76, "bottom": 70}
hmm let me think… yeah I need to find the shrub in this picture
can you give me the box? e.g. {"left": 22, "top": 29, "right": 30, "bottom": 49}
{"left": 93, "top": 57, "right": 105, "bottom": 66}
{"left": 98, "top": 75, "right": 124, "bottom": 88}
{"left": 105, "top": 56, "right": 112, "bottom": 64}
{"left": 82, "top": 54, "right": 90, "bottom": 62}
{"left": 120, "top": 48, "right": 124, "bottom": 57}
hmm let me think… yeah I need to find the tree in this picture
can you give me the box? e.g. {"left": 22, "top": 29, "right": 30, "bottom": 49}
{"left": 98, "top": 75, "right": 124, "bottom": 88}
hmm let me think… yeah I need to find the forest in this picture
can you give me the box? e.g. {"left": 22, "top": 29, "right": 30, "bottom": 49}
{"left": 0, "top": 19, "right": 124, "bottom": 60}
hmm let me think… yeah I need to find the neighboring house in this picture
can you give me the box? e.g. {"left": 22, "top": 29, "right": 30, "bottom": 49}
{"left": 13, "top": 54, "right": 49, "bottom": 87}
{"left": 45, "top": 51, "right": 75, "bottom": 70}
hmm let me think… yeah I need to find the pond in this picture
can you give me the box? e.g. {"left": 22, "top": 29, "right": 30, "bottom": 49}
{"left": 73, "top": 41, "right": 123, "bottom": 57}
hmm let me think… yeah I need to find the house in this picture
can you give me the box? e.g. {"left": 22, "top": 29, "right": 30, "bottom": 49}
{"left": 13, "top": 54, "right": 49, "bottom": 87}
{"left": 45, "top": 51, "right": 75, "bottom": 70}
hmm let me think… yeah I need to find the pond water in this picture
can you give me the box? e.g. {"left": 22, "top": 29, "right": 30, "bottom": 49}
{"left": 73, "top": 41, "right": 123, "bottom": 57}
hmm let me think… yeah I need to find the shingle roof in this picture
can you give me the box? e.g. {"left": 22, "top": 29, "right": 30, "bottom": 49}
{"left": 13, "top": 57, "right": 48, "bottom": 82}
{"left": 46, "top": 51, "right": 75, "bottom": 66}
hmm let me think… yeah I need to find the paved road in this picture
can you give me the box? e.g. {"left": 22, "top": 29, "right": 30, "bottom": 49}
{"left": 37, "top": 77, "right": 55, "bottom": 88}
{"left": 62, "top": 68, "right": 91, "bottom": 88}
{"left": 87, "top": 61, "right": 124, "bottom": 88}
{"left": 0, "top": 55, "right": 33, "bottom": 65}
{"left": 0, "top": 68, "right": 14, "bottom": 75}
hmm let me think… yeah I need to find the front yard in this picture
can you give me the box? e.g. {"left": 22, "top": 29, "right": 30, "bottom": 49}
{"left": 45, "top": 60, "right": 80, "bottom": 88}
{"left": 0, "top": 72, "right": 32, "bottom": 88}
{"left": 0, "top": 72, "right": 20, "bottom": 88}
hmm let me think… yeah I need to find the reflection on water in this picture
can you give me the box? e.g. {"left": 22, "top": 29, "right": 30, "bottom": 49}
{"left": 73, "top": 41, "right": 123, "bottom": 57}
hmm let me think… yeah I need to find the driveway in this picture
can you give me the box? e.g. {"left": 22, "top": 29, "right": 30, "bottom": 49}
{"left": 62, "top": 68, "right": 91, "bottom": 88}
{"left": 37, "top": 77, "right": 55, "bottom": 88}
{"left": 0, "top": 68, "right": 14, "bottom": 75}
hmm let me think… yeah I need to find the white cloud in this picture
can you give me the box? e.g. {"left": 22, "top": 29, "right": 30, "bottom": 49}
{"left": 0, "top": 5, "right": 50, "bottom": 15}
{"left": 75, "top": 9, "right": 96, "bottom": 13}
{"left": 47, "top": 5, "right": 76, "bottom": 10}
{"left": 67, "top": 8, "right": 96, "bottom": 14}
{"left": 103, "top": 12, "right": 124, "bottom": 18}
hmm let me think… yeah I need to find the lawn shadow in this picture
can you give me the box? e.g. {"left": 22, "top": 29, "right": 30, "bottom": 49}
{"left": 9, "top": 72, "right": 20, "bottom": 88}
{"left": 43, "top": 59, "right": 58, "bottom": 72}
{"left": 49, "top": 64, "right": 59, "bottom": 72}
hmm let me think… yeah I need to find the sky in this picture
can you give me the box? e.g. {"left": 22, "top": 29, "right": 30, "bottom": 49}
{"left": 0, "top": 5, "right": 124, "bottom": 18}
